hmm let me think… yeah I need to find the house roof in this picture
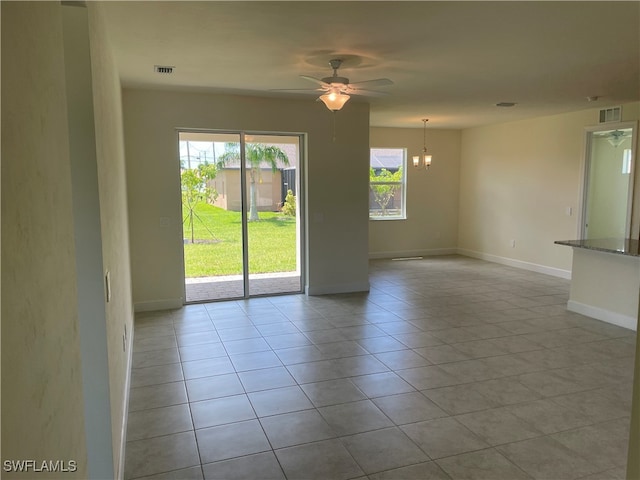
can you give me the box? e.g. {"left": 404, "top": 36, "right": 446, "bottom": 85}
{"left": 101, "top": 2, "right": 639, "bottom": 129}
{"left": 370, "top": 148, "right": 403, "bottom": 169}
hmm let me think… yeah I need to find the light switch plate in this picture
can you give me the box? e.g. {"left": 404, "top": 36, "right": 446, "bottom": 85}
{"left": 105, "top": 271, "right": 111, "bottom": 303}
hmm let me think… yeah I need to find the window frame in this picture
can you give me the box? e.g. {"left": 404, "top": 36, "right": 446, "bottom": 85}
{"left": 369, "top": 147, "right": 407, "bottom": 221}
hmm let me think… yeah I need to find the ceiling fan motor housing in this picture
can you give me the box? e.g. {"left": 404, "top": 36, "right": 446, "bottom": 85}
{"left": 322, "top": 59, "right": 349, "bottom": 86}
{"left": 322, "top": 76, "right": 350, "bottom": 86}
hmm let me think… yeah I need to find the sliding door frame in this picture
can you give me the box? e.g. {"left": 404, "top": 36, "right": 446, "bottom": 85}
{"left": 177, "top": 127, "right": 306, "bottom": 302}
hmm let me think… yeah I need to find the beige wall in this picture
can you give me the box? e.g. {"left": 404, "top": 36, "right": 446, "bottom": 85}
{"left": 88, "top": 3, "right": 135, "bottom": 476}
{"left": 62, "top": 4, "right": 118, "bottom": 478}
{"left": 123, "top": 89, "right": 370, "bottom": 309}
{"left": 1, "top": 2, "right": 88, "bottom": 477}
{"left": 628, "top": 321, "right": 640, "bottom": 479}
{"left": 458, "top": 103, "right": 640, "bottom": 276}
{"left": 369, "top": 127, "right": 461, "bottom": 257}
{"left": 1, "top": 3, "right": 134, "bottom": 478}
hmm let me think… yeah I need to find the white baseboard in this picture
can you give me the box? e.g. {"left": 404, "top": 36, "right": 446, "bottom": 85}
{"left": 457, "top": 249, "right": 572, "bottom": 280}
{"left": 567, "top": 300, "right": 637, "bottom": 331}
{"left": 369, "top": 248, "right": 458, "bottom": 260}
{"left": 306, "top": 281, "right": 370, "bottom": 296}
{"left": 134, "top": 298, "right": 183, "bottom": 312}
{"left": 117, "top": 323, "right": 134, "bottom": 479}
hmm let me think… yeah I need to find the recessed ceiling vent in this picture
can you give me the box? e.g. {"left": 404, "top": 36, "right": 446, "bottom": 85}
{"left": 599, "top": 106, "right": 622, "bottom": 123}
{"left": 154, "top": 65, "right": 174, "bottom": 74}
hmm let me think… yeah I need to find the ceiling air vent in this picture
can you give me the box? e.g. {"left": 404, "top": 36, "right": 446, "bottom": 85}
{"left": 599, "top": 106, "right": 622, "bottom": 123}
{"left": 154, "top": 65, "right": 174, "bottom": 74}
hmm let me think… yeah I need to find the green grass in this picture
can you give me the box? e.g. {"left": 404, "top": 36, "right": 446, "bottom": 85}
{"left": 182, "top": 203, "right": 297, "bottom": 277}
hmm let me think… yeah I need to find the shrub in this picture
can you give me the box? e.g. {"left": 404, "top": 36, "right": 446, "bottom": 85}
{"left": 281, "top": 189, "right": 296, "bottom": 216}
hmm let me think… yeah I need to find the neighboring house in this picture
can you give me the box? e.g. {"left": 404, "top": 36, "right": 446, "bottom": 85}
{"left": 210, "top": 167, "right": 286, "bottom": 212}
{"left": 211, "top": 143, "right": 297, "bottom": 212}
{"left": 370, "top": 148, "right": 401, "bottom": 173}
{"left": 183, "top": 142, "right": 298, "bottom": 212}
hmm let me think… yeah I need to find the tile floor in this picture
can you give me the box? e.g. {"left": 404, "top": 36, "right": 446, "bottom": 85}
{"left": 125, "top": 255, "right": 637, "bottom": 480}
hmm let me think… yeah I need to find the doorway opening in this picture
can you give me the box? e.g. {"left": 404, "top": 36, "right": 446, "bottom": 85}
{"left": 581, "top": 122, "right": 637, "bottom": 239}
{"left": 178, "top": 130, "right": 304, "bottom": 302}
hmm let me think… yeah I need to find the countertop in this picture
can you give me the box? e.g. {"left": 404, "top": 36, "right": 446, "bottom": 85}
{"left": 554, "top": 238, "right": 640, "bottom": 257}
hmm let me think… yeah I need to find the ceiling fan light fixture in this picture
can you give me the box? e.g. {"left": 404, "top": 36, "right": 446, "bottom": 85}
{"left": 288, "top": 58, "right": 391, "bottom": 112}
{"left": 607, "top": 130, "right": 628, "bottom": 148}
{"left": 319, "top": 90, "right": 350, "bottom": 111}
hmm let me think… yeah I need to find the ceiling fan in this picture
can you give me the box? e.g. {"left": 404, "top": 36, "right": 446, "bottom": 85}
{"left": 606, "top": 130, "right": 631, "bottom": 148}
{"left": 595, "top": 129, "right": 632, "bottom": 148}
{"left": 279, "top": 59, "right": 393, "bottom": 111}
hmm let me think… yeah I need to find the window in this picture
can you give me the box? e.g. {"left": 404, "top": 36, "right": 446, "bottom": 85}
{"left": 369, "top": 148, "right": 406, "bottom": 220}
{"left": 622, "top": 148, "right": 632, "bottom": 175}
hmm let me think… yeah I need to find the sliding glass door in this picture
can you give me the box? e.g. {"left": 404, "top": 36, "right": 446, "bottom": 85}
{"left": 179, "top": 130, "right": 303, "bottom": 302}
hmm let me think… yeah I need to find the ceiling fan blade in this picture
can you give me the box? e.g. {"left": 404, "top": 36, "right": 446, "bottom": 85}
{"left": 300, "top": 75, "right": 330, "bottom": 88}
{"left": 270, "top": 88, "right": 325, "bottom": 93}
{"left": 348, "top": 78, "right": 394, "bottom": 88}
{"left": 347, "top": 88, "right": 391, "bottom": 97}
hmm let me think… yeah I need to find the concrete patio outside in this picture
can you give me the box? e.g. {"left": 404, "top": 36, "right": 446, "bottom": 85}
{"left": 185, "top": 272, "right": 302, "bottom": 303}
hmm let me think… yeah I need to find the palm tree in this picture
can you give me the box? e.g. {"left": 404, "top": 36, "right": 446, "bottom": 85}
{"left": 217, "top": 142, "right": 290, "bottom": 221}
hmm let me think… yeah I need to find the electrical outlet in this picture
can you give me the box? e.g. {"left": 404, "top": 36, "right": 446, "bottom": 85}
{"left": 510, "top": 239, "right": 516, "bottom": 248}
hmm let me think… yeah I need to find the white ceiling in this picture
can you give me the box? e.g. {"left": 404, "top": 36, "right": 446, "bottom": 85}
{"left": 101, "top": 1, "right": 640, "bottom": 129}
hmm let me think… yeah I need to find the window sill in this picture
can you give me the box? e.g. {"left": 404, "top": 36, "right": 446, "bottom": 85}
{"left": 369, "top": 216, "right": 406, "bottom": 221}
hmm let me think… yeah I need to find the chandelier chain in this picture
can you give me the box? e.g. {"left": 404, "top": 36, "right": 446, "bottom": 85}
{"left": 423, "top": 119, "right": 428, "bottom": 150}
